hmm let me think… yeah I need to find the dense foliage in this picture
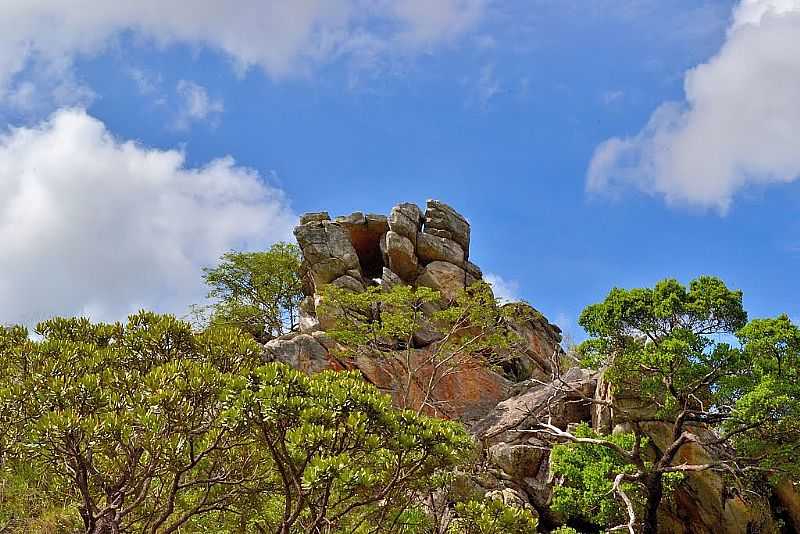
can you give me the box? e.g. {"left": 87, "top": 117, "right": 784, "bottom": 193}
{"left": 446, "top": 497, "right": 539, "bottom": 534}
{"left": 3, "top": 257, "right": 799, "bottom": 533}
{"left": 0, "top": 314, "right": 477, "bottom": 534}
{"left": 223, "top": 365, "right": 474, "bottom": 533}
{"left": 547, "top": 277, "right": 800, "bottom": 533}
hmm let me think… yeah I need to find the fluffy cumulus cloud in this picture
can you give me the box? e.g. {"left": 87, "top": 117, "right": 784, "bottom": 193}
{"left": 587, "top": 0, "right": 800, "bottom": 213}
{"left": 0, "top": 108, "right": 296, "bottom": 326}
{"left": 0, "top": 0, "right": 485, "bottom": 108}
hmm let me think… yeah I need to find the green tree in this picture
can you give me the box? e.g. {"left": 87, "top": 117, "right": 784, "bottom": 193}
{"left": 0, "top": 313, "right": 267, "bottom": 534}
{"left": 222, "top": 363, "right": 475, "bottom": 534}
{"left": 550, "top": 424, "right": 644, "bottom": 529}
{"left": 541, "top": 277, "right": 800, "bottom": 534}
{"left": 319, "top": 281, "right": 527, "bottom": 415}
{"left": 446, "top": 497, "right": 538, "bottom": 534}
{"left": 0, "top": 312, "right": 480, "bottom": 534}
{"left": 201, "top": 242, "right": 303, "bottom": 342}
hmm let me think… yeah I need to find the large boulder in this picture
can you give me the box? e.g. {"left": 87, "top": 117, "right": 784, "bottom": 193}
{"left": 416, "top": 232, "right": 465, "bottom": 266}
{"left": 263, "top": 334, "right": 331, "bottom": 374}
{"left": 642, "top": 423, "right": 780, "bottom": 534}
{"left": 294, "top": 220, "right": 360, "bottom": 288}
{"left": 474, "top": 367, "right": 597, "bottom": 444}
{"left": 331, "top": 274, "right": 366, "bottom": 292}
{"left": 388, "top": 202, "right": 424, "bottom": 244}
{"left": 501, "top": 303, "right": 562, "bottom": 381}
{"left": 380, "top": 230, "right": 419, "bottom": 281}
{"left": 424, "top": 199, "right": 471, "bottom": 254}
{"left": 415, "top": 261, "right": 473, "bottom": 301}
{"left": 299, "top": 211, "right": 331, "bottom": 224}
{"left": 355, "top": 347, "right": 512, "bottom": 423}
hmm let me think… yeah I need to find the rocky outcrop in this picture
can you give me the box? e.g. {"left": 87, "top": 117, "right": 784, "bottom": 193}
{"left": 295, "top": 199, "right": 481, "bottom": 303}
{"left": 286, "top": 200, "right": 563, "bottom": 422}
{"left": 423, "top": 199, "right": 470, "bottom": 255}
{"left": 294, "top": 214, "right": 361, "bottom": 287}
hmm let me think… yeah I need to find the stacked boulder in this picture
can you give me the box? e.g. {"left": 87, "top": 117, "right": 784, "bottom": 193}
{"left": 293, "top": 200, "right": 481, "bottom": 309}
{"left": 265, "top": 199, "right": 563, "bottom": 422}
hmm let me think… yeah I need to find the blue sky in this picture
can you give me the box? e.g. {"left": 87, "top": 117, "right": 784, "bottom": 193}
{"left": 1, "top": 0, "right": 798, "bottom": 339}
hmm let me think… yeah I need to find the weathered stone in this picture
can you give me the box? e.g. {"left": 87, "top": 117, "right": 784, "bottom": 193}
{"left": 380, "top": 231, "right": 418, "bottom": 281}
{"left": 412, "top": 321, "right": 444, "bottom": 348}
{"left": 488, "top": 441, "right": 548, "bottom": 482}
{"left": 355, "top": 348, "right": 511, "bottom": 422}
{"left": 466, "top": 261, "right": 483, "bottom": 281}
{"left": 331, "top": 212, "right": 389, "bottom": 279}
{"left": 388, "top": 203, "right": 423, "bottom": 244}
{"left": 310, "top": 331, "right": 338, "bottom": 352}
{"left": 423, "top": 199, "right": 470, "bottom": 254}
{"left": 486, "top": 488, "right": 533, "bottom": 511}
{"left": 416, "top": 232, "right": 465, "bottom": 266}
{"left": 298, "top": 296, "right": 321, "bottom": 333}
{"left": 415, "top": 261, "right": 470, "bottom": 301}
{"left": 331, "top": 274, "right": 366, "bottom": 292}
{"left": 642, "top": 422, "right": 780, "bottom": 534}
{"left": 299, "top": 211, "right": 331, "bottom": 225}
{"left": 501, "top": 303, "right": 561, "bottom": 381}
{"left": 263, "top": 334, "right": 330, "bottom": 374}
{"left": 380, "top": 266, "right": 403, "bottom": 290}
{"left": 294, "top": 221, "right": 360, "bottom": 288}
{"left": 473, "top": 367, "right": 597, "bottom": 444}
{"left": 775, "top": 478, "right": 800, "bottom": 533}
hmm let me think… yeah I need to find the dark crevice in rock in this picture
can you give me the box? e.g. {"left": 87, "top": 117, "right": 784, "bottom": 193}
{"left": 335, "top": 213, "right": 388, "bottom": 280}
{"left": 350, "top": 227, "right": 384, "bottom": 279}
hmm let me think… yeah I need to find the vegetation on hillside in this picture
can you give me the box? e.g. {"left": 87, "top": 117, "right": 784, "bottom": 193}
{"left": 1, "top": 245, "right": 798, "bottom": 533}
{"left": 546, "top": 277, "right": 800, "bottom": 534}
{"left": 319, "top": 281, "right": 529, "bottom": 415}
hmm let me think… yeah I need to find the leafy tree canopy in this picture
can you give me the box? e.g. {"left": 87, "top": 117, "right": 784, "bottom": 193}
{"left": 0, "top": 312, "right": 266, "bottom": 534}
{"left": 223, "top": 364, "right": 475, "bottom": 533}
{"left": 0, "top": 313, "right": 476, "bottom": 534}
{"left": 447, "top": 497, "right": 538, "bottom": 534}
{"left": 543, "top": 277, "right": 800, "bottom": 534}
{"left": 200, "top": 242, "right": 303, "bottom": 342}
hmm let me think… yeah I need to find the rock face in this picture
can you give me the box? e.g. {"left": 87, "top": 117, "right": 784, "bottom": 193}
{"left": 286, "top": 199, "right": 563, "bottom": 423}
{"left": 276, "top": 199, "right": 793, "bottom": 533}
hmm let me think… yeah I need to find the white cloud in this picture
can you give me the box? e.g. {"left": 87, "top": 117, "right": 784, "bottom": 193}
{"left": 475, "top": 63, "right": 501, "bottom": 109}
{"left": 0, "top": 108, "right": 296, "bottom": 326}
{"left": 174, "top": 80, "right": 224, "bottom": 130}
{"left": 485, "top": 273, "right": 520, "bottom": 304}
{"left": 0, "top": 1, "right": 485, "bottom": 107}
{"left": 587, "top": 0, "right": 800, "bottom": 213}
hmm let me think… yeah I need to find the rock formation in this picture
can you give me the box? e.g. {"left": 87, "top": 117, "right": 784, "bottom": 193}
{"left": 274, "top": 199, "right": 561, "bottom": 423}
{"left": 264, "top": 199, "right": 799, "bottom": 533}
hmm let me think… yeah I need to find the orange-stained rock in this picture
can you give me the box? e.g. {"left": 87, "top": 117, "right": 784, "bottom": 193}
{"left": 640, "top": 422, "right": 779, "bottom": 534}
{"left": 774, "top": 478, "right": 800, "bottom": 533}
{"left": 354, "top": 347, "right": 512, "bottom": 423}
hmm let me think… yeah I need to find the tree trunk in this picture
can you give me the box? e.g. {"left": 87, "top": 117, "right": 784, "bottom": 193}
{"left": 89, "top": 516, "right": 119, "bottom": 534}
{"left": 643, "top": 472, "right": 663, "bottom": 534}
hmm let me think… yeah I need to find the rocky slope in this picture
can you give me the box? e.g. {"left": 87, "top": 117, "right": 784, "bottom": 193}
{"left": 264, "top": 199, "right": 800, "bottom": 533}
